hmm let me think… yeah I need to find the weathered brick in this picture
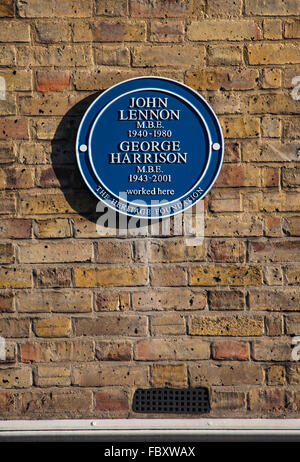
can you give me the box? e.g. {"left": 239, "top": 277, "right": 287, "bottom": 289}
{"left": 249, "top": 288, "right": 300, "bottom": 311}
{"left": 95, "top": 388, "right": 129, "bottom": 412}
{"left": 0, "top": 319, "right": 30, "bottom": 337}
{"left": 245, "top": 0, "right": 300, "bottom": 16}
{"left": 132, "top": 288, "right": 206, "bottom": 311}
{"left": 17, "top": 0, "right": 93, "bottom": 18}
{"left": 190, "top": 315, "right": 264, "bottom": 336}
{"left": 0, "top": 243, "right": 14, "bottom": 264}
{"left": 212, "top": 341, "right": 250, "bottom": 360}
{"left": 35, "top": 219, "right": 72, "bottom": 239}
{"left": 19, "top": 241, "right": 92, "bottom": 263}
{"left": 16, "top": 45, "right": 92, "bottom": 67}
{"left": 262, "top": 167, "right": 280, "bottom": 188}
{"left": 253, "top": 338, "right": 292, "bottom": 361}
{"left": 0, "top": 20, "right": 30, "bottom": 42}
{"left": 0, "top": 69, "right": 32, "bottom": 91}
{"left": 190, "top": 362, "right": 264, "bottom": 386}
{"left": 285, "top": 20, "right": 300, "bottom": 38}
{"left": 0, "top": 392, "right": 15, "bottom": 413}
{"left": 0, "top": 292, "right": 14, "bottom": 313}
{"left": 17, "top": 290, "right": 92, "bottom": 313}
{"left": 35, "top": 366, "right": 70, "bottom": 387}
{"left": 73, "top": 363, "right": 148, "bottom": 386}
{"left": 95, "top": 291, "right": 130, "bottom": 312}
{"left": 208, "top": 240, "right": 245, "bottom": 263}
{"left": 150, "top": 238, "right": 205, "bottom": 263}
{"left": 131, "top": 0, "right": 194, "bottom": 18}
{"left": 249, "top": 388, "right": 286, "bottom": 413}
{"left": 242, "top": 140, "right": 300, "bottom": 163}
{"left": 264, "top": 19, "right": 282, "bottom": 39}
{"left": 0, "top": 268, "right": 32, "bottom": 289}
{"left": 220, "top": 116, "right": 260, "bottom": 138}
{"left": 132, "top": 45, "right": 205, "bottom": 68}
{"left": 0, "top": 144, "right": 15, "bottom": 164}
{"left": 265, "top": 216, "right": 282, "bottom": 238}
{"left": 74, "top": 266, "right": 148, "bottom": 287}
{"left": 0, "top": 341, "right": 16, "bottom": 364}
{"left": 95, "top": 44, "right": 130, "bottom": 66}
{"left": 205, "top": 216, "right": 263, "bottom": 239}
{"left": 216, "top": 165, "right": 260, "bottom": 188}
{"left": 90, "top": 20, "right": 146, "bottom": 42}
{"left": 248, "top": 43, "right": 300, "bottom": 65}
{"left": 285, "top": 266, "right": 300, "bottom": 285}
{"left": 190, "top": 265, "right": 263, "bottom": 286}
{"left": 152, "top": 364, "right": 187, "bottom": 387}
{"left": 209, "top": 190, "right": 241, "bottom": 213}
{"left": 286, "top": 315, "right": 300, "bottom": 335}
{"left": 207, "top": 0, "right": 242, "bottom": 17}
{"left": 36, "top": 71, "right": 70, "bottom": 92}
{"left": 95, "top": 340, "right": 132, "bottom": 361}
{"left": 0, "top": 166, "right": 34, "bottom": 189}
{"left": 267, "top": 365, "right": 285, "bottom": 385}
{"left": 150, "top": 19, "right": 184, "bottom": 42}
{"left": 19, "top": 94, "right": 72, "bottom": 116}
{"left": 187, "top": 20, "right": 261, "bottom": 41}
{"left": 151, "top": 313, "right": 186, "bottom": 335}
{"left": 287, "top": 365, "right": 300, "bottom": 385}
{"left": 96, "top": 0, "right": 128, "bottom": 16}
{"left": 135, "top": 337, "right": 210, "bottom": 361}
{"left": 0, "top": 219, "right": 30, "bottom": 239}
{"left": 0, "top": 0, "right": 14, "bottom": 17}
{"left": 20, "top": 339, "right": 94, "bottom": 363}
{"left": 74, "top": 315, "right": 147, "bottom": 337}
{"left": 209, "top": 290, "right": 245, "bottom": 311}
{"left": 34, "top": 317, "right": 71, "bottom": 338}
{"left": 262, "top": 68, "right": 282, "bottom": 89}
{"left": 0, "top": 367, "right": 32, "bottom": 388}
{"left": 151, "top": 265, "right": 187, "bottom": 287}
{"left": 207, "top": 45, "right": 243, "bottom": 66}
{"left": 264, "top": 266, "right": 283, "bottom": 286}
{"left": 0, "top": 45, "right": 15, "bottom": 65}
{"left": 261, "top": 116, "right": 281, "bottom": 138}
{"left": 249, "top": 240, "right": 300, "bottom": 262}
{"left": 249, "top": 93, "right": 300, "bottom": 115}
{"left": 0, "top": 119, "right": 28, "bottom": 140}
{"left": 35, "top": 21, "right": 72, "bottom": 43}
{"left": 283, "top": 217, "right": 300, "bottom": 237}
{"left": 96, "top": 241, "right": 132, "bottom": 263}
{"left": 0, "top": 192, "right": 16, "bottom": 215}
{"left": 211, "top": 391, "right": 246, "bottom": 411}
{"left": 19, "top": 391, "right": 93, "bottom": 416}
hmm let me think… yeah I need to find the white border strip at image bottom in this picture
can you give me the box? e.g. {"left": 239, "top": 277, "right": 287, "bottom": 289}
{"left": 0, "top": 419, "right": 300, "bottom": 442}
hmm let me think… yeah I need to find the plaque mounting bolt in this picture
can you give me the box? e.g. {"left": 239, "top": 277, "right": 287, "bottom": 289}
{"left": 79, "top": 144, "right": 88, "bottom": 152}
{"left": 212, "top": 143, "right": 221, "bottom": 151}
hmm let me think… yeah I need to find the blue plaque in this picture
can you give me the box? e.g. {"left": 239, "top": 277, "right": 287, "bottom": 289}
{"left": 76, "top": 76, "right": 224, "bottom": 219}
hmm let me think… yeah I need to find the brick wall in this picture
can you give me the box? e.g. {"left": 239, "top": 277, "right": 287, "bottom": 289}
{"left": 0, "top": 0, "right": 300, "bottom": 419}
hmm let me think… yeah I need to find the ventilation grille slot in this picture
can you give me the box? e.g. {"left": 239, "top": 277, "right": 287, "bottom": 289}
{"left": 132, "top": 388, "right": 210, "bottom": 414}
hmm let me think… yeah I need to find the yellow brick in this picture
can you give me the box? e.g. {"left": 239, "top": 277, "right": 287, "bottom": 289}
{"left": 262, "top": 68, "right": 282, "bottom": 89}
{"left": 34, "top": 317, "right": 71, "bottom": 338}
{"left": 220, "top": 116, "right": 260, "bottom": 138}
{"left": 190, "top": 265, "right": 263, "bottom": 286}
{"left": 36, "top": 219, "right": 72, "bottom": 238}
{"left": 264, "top": 19, "right": 282, "bottom": 39}
{"left": 152, "top": 364, "right": 188, "bottom": 387}
{"left": 190, "top": 315, "right": 264, "bottom": 336}
{"left": 74, "top": 266, "right": 149, "bottom": 287}
{"left": 248, "top": 43, "right": 300, "bottom": 65}
{"left": 187, "top": 19, "right": 261, "bottom": 40}
{"left": 35, "top": 366, "right": 71, "bottom": 387}
{"left": 0, "top": 268, "right": 32, "bottom": 289}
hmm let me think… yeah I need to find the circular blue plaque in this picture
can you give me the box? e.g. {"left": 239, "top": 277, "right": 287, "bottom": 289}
{"left": 76, "top": 76, "right": 224, "bottom": 219}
